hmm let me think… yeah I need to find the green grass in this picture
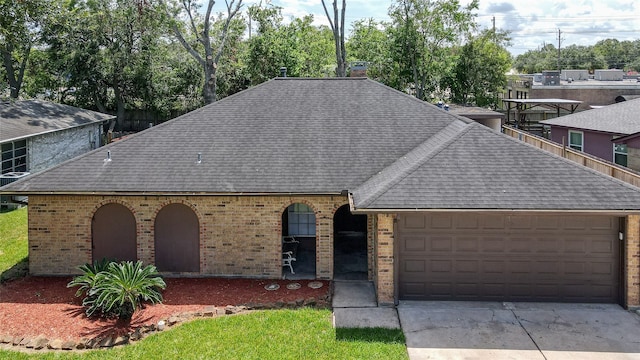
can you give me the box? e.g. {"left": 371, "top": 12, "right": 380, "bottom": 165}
{"left": 0, "top": 207, "right": 28, "bottom": 281}
{"left": 0, "top": 309, "right": 408, "bottom": 360}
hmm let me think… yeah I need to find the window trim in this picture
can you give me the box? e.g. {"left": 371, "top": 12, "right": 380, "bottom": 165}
{"left": 613, "top": 143, "right": 628, "bottom": 167}
{"left": 1, "top": 140, "right": 28, "bottom": 174}
{"left": 287, "top": 203, "right": 316, "bottom": 237}
{"left": 568, "top": 130, "right": 583, "bottom": 151}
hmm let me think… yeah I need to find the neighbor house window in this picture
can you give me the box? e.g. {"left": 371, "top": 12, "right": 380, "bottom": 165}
{"left": 568, "top": 130, "right": 583, "bottom": 151}
{"left": 614, "top": 143, "right": 628, "bottom": 167}
{"left": 287, "top": 203, "right": 316, "bottom": 236}
{"left": 1, "top": 140, "right": 27, "bottom": 174}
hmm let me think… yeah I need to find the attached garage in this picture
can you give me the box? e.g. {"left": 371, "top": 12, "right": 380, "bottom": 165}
{"left": 397, "top": 213, "right": 621, "bottom": 303}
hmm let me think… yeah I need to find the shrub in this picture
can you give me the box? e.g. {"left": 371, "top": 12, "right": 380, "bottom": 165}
{"left": 67, "top": 258, "right": 112, "bottom": 299}
{"left": 69, "top": 260, "right": 166, "bottom": 320}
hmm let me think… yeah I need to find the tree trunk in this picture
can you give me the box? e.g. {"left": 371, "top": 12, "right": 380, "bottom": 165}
{"left": 2, "top": 44, "right": 30, "bottom": 99}
{"left": 323, "top": 0, "right": 347, "bottom": 77}
{"left": 112, "top": 81, "right": 125, "bottom": 131}
{"left": 203, "top": 58, "right": 216, "bottom": 104}
{"left": 171, "top": 0, "right": 242, "bottom": 105}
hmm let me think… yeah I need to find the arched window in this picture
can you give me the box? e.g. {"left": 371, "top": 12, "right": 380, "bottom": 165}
{"left": 154, "top": 203, "right": 200, "bottom": 272}
{"left": 92, "top": 203, "right": 137, "bottom": 262}
{"left": 281, "top": 203, "right": 316, "bottom": 278}
{"left": 285, "top": 203, "right": 315, "bottom": 236}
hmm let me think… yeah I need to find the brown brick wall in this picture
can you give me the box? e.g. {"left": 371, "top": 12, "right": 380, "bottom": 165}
{"left": 626, "top": 215, "right": 640, "bottom": 308}
{"left": 28, "top": 194, "right": 363, "bottom": 280}
{"left": 375, "top": 213, "right": 395, "bottom": 305}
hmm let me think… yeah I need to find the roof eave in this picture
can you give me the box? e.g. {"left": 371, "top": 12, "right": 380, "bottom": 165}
{"left": 0, "top": 118, "right": 112, "bottom": 144}
{"left": 0, "top": 190, "right": 347, "bottom": 197}
{"left": 350, "top": 207, "right": 640, "bottom": 215}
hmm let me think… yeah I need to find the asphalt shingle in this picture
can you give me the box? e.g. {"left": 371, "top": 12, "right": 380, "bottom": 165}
{"left": 0, "top": 99, "right": 114, "bottom": 142}
{"left": 353, "top": 122, "right": 640, "bottom": 210}
{"left": 1, "top": 78, "right": 459, "bottom": 193}
{"left": 539, "top": 97, "right": 640, "bottom": 134}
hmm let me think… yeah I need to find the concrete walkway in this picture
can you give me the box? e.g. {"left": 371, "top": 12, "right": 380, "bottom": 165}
{"left": 331, "top": 280, "right": 400, "bottom": 329}
{"left": 398, "top": 301, "right": 640, "bottom": 360}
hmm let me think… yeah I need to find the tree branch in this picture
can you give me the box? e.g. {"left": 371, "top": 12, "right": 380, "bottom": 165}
{"left": 172, "top": 22, "right": 205, "bottom": 65}
{"left": 213, "top": 0, "right": 243, "bottom": 66}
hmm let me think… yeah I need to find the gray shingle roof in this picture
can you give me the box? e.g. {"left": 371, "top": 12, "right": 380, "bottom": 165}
{"left": 0, "top": 99, "right": 115, "bottom": 142}
{"left": 353, "top": 122, "right": 640, "bottom": 210}
{"left": 1, "top": 78, "right": 462, "bottom": 193}
{"left": 4, "top": 78, "right": 640, "bottom": 211}
{"left": 539, "top": 97, "right": 640, "bottom": 134}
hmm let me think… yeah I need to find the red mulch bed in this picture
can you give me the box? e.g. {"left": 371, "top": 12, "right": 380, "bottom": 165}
{"left": 0, "top": 277, "right": 331, "bottom": 342}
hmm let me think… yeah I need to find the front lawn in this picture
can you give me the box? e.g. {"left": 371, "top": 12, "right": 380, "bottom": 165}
{"left": 0, "top": 207, "right": 28, "bottom": 281}
{"left": 0, "top": 309, "right": 407, "bottom": 360}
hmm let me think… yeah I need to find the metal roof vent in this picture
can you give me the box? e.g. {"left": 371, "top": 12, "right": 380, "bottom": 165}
{"left": 197, "top": 152, "right": 202, "bottom": 164}
{"left": 280, "top": 67, "right": 287, "bottom": 77}
{"left": 104, "top": 150, "right": 112, "bottom": 162}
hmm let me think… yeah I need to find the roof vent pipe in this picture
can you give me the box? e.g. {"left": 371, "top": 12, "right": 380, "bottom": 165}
{"left": 197, "top": 152, "right": 202, "bottom": 164}
{"left": 280, "top": 67, "right": 287, "bottom": 77}
{"left": 104, "top": 150, "right": 112, "bottom": 162}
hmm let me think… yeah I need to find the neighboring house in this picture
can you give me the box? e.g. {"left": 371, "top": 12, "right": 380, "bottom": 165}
{"left": 3, "top": 78, "right": 640, "bottom": 308}
{"left": 504, "top": 72, "right": 640, "bottom": 111}
{"left": 444, "top": 104, "right": 505, "bottom": 132}
{"left": 540, "top": 98, "right": 640, "bottom": 170}
{"left": 0, "top": 99, "right": 114, "bottom": 175}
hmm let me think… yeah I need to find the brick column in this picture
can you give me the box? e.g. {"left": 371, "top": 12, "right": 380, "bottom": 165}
{"left": 626, "top": 215, "right": 640, "bottom": 308}
{"left": 376, "top": 213, "right": 395, "bottom": 306}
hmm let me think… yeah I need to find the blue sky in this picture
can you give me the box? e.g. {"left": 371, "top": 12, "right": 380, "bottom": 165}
{"left": 242, "top": 0, "right": 640, "bottom": 56}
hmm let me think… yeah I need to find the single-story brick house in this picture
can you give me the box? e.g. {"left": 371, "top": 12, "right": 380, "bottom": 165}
{"left": 540, "top": 98, "right": 640, "bottom": 170}
{"left": 3, "top": 78, "right": 640, "bottom": 307}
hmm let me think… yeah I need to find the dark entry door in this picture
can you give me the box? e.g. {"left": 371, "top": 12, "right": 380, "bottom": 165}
{"left": 154, "top": 203, "right": 200, "bottom": 272}
{"left": 92, "top": 203, "right": 137, "bottom": 262}
{"left": 333, "top": 205, "right": 368, "bottom": 280}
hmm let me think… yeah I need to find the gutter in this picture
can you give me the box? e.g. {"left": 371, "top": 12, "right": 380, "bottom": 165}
{"left": 0, "top": 191, "right": 346, "bottom": 197}
{"left": 348, "top": 196, "right": 640, "bottom": 216}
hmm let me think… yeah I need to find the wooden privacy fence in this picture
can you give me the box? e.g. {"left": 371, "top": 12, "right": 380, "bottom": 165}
{"left": 502, "top": 126, "right": 640, "bottom": 188}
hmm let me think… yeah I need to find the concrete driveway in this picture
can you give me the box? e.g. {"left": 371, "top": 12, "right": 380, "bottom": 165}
{"left": 398, "top": 301, "right": 640, "bottom": 360}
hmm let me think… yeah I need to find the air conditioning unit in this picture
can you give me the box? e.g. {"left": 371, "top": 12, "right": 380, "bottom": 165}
{"left": 0, "top": 172, "right": 30, "bottom": 187}
{"left": 0, "top": 172, "right": 30, "bottom": 208}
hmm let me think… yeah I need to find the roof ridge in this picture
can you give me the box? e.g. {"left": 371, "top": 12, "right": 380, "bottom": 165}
{"left": 353, "top": 120, "right": 472, "bottom": 208}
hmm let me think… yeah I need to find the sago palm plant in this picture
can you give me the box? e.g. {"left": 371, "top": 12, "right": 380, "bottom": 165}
{"left": 69, "top": 260, "right": 166, "bottom": 320}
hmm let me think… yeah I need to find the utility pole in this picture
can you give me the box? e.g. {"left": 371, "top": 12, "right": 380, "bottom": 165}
{"left": 557, "top": 28, "right": 562, "bottom": 72}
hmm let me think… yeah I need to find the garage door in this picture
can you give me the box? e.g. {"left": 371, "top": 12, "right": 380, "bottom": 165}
{"left": 398, "top": 213, "right": 621, "bottom": 303}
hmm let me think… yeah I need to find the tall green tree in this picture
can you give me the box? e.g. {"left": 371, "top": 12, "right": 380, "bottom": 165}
{"left": 388, "top": 0, "right": 479, "bottom": 100}
{"left": 246, "top": 4, "right": 333, "bottom": 84}
{"left": 445, "top": 29, "right": 511, "bottom": 108}
{"left": 347, "top": 18, "right": 399, "bottom": 85}
{"left": 41, "top": 0, "right": 174, "bottom": 130}
{"left": 168, "top": 0, "right": 244, "bottom": 104}
{"left": 246, "top": 3, "right": 292, "bottom": 84}
{"left": 513, "top": 44, "right": 558, "bottom": 73}
{"left": 0, "top": 0, "right": 47, "bottom": 98}
{"left": 560, "top": 44, "right": 606, "bottom": 72}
